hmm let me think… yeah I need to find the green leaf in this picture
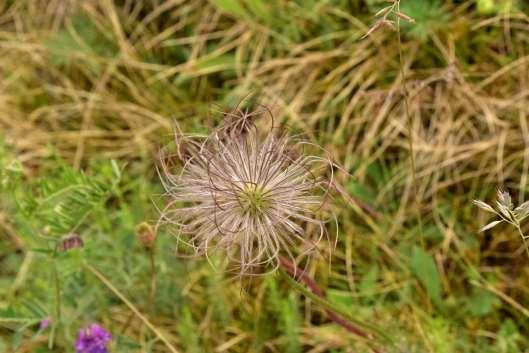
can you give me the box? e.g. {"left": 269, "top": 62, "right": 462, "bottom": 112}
{"left": 209, "top": 0, "right": 249, "bottom": 18}
{"left": 496, "top": 319, "right": 522, "bottom": 352}
{"left": 195, "top": 54, "right": 235, "bottom": 73}
{"left": 411, "top": 246, "right": 442, "bottom": 306}
{"left": 45, "top": 15, "right": 118, "bottom": 71}
{"left": 29, "top": 248, "right": 53, "bottom": 254}
{"left": 177, "top": 307, "right": 202, "bottom": 353}
{"left": 476, "top": 0, "right": 495, "bottom": 13}
{"left": 243, "top": 0, "right": 272, "bottom": 23}
{"left": 359, "top": 265, "right": 379, "bottom": 297}
{"left": 399, "top": 0, "right": 450, "bottom": 40}
{"left": 327, "top": 289, "right": 355, "bottom": 308}
{"left": 476, "top": 0, "right": 517, "bottom": 14}
{"left": 347, "top": 181, "right": 375, "bottom": 204}
{"left": 281, "top": 292, "right": 301, "bottom": 353}
{"left": 467, "top": 289, "right": 500, "bottom": 316}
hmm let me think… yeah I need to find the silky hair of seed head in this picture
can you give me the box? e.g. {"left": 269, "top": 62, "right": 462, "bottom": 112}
{"left": 157, "top": 108, "right": 336, "bottom": 276}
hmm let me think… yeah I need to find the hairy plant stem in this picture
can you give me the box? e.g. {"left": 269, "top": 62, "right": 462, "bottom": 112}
{"left": 278, "top": 256, "right": 389, "bottom": 353}
{"left": 149, "top": 246, "right": 157, "bottom": 312}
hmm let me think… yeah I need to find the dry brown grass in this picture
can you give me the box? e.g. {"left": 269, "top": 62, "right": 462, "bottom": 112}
{"left": 3, "top": 0, "right": 529, "bottom": 351}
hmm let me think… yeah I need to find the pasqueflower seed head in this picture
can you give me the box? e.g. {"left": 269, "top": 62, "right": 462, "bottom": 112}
{"left": 158, "top": 111, "right": 333, "bottom": 275}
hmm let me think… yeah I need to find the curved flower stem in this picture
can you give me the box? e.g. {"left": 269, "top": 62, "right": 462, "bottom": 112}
{"left": 278, "top": 256, "right": 390, "bottom": 353}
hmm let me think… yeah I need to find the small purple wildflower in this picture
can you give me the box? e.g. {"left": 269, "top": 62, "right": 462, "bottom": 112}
{"left": 75, "top": 324, "right": 112, "bottom": 353}
{"left": 40, "top": 317, "right": 51, "bottom": 330}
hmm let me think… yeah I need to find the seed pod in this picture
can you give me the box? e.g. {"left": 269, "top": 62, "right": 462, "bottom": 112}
{"left": 136, "top": 222, "right": 156, "bottom": 248}
{"left": 58, "top": 233, "right": 84, "bottom": 252}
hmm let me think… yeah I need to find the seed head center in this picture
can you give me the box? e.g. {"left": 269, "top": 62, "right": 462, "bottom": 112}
{"left": 239, "top": 183, "right": 270, "bottom": 216}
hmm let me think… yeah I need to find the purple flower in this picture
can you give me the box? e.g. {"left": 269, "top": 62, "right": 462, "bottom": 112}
{"left": 40, "top": 317, "right": 51, "bottom": 330}
{"left": 75, "top": 324, "right": 112, "bottom": 353}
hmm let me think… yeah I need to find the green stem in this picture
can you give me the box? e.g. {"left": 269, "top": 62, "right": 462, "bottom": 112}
{"left": 149, "top": 247, "right": 157, "bottom": 312}
{"left": 49, "top": 254, "right": 61, "bottom": 348}
{"left": 53, "top": 259, "right": 61, "bottom": 321}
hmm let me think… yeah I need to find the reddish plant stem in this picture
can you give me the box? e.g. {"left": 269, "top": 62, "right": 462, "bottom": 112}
{"left": 278, "top": 256, "right": 384, "bottom": 353}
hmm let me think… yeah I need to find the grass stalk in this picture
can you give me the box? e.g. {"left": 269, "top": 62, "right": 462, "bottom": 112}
{"left": 515, "top": 225, "right": 529, "bottom": 259}
{"left": 84, "top": 263, "right": 180, "bottom": 353}
{"left": 149, "top": 246, "right": 157, "bottom": 312}
{"left": 395, "top": 0, "right": 425, "bottom": 248}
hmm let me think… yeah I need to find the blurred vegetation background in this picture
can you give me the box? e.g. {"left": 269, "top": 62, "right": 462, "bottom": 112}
{"left": 2, "top": 0, "right": 529, "bottom": 352}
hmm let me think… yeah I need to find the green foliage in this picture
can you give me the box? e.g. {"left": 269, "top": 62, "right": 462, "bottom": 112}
{"left": 209, "top": 0, "right": 249, "bottom": 19}
{"left": 266, "top": 276, "right": 301, "bottom": 353}
{"left": 496, "top": 320, "right": 522, "bottom": 353}
{"left": 359, "top": 265, "right": 379, "bottom": 298}
{"left": 12, "top": 160, "right": 121, "bottom": 245}
{"left": 45, "top": 15, "right": 118, "bottom": 71}
{"left": 242, "top": 0, "right": 273, "bottom": 24}
{"left": 476, "top": 0, "right": 518, "bottom": 14}
{"left": 423, "top": 316, "right": 454, "bottom": 353}
{"left": 281, "top": 292, "right": 301, "bottom": 353}
{"left": 177, "top": 306, "right": 203, "bottom": 353}
{"left": 410, "top": 246, "right": 442, "bottom": 308}
{"left": 0, "top": 150, "right": 124, "bottom": 349}
{"left": 3, "top": 1, "right": 529, "bottom": 352}
{"left": 206, "top": 259, "right": 232, "bottom": 327}
{"left": 400, "top": 0, "right": 450, "bottom": 40}
{"left": 466, "top": 288, "right": 500, "bottom": 317}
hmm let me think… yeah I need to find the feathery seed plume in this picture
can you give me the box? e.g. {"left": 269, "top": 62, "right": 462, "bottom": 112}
{"left": 158, "top": 107, "right": 334, "bottom": 275}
